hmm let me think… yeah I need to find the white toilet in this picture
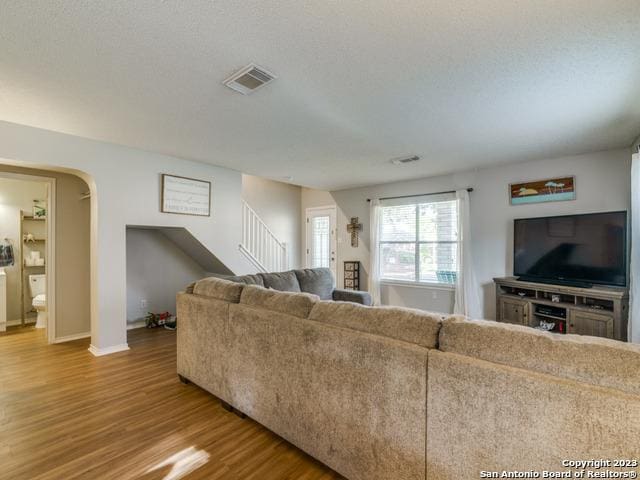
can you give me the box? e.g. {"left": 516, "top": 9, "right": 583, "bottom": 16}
{"left": 29, "top": 274, "right": 47, "bottom": 329}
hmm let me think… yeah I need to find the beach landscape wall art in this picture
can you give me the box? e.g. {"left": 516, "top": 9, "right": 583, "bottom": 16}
{"left": 509, "top": 176, "right": 575, "bottom": 205}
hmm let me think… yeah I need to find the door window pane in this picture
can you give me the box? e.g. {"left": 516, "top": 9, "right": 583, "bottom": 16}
{"left": 311, "top": 216, "right": 330, "bottom": 268}
{"left": 380, "top": 243, "right": 416, "bottom": 281}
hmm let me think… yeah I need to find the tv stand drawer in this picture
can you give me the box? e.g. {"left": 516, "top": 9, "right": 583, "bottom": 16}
{"left": 498, "top": 297, "right": 529, "bottom": 326}
{"left": 568, "top": 310, "right": 614, "bottom": 339}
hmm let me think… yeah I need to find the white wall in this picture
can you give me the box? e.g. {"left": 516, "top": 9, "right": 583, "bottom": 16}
{"left": 242, "top": 175, "right": 302, "bottom": 269}
{"left": 0, "top": 120, "right": 257, "bottom": 352}
{"left": 126, "top": 228, "right": 206, "bottom": 324}
{"left": 304, "top": 148, "right": 631, "bottom": 319}
{"left": 0, "top": 178, "right": 47, "bottom": 321}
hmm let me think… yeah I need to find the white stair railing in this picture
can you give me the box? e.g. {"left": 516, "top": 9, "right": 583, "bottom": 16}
{"left": 240, "top": 200, "right": 288, "bottom": 273}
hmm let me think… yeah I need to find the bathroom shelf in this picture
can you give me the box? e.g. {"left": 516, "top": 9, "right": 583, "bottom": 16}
{"left": 20, "top": 211, "right": 47, "bottom": 326}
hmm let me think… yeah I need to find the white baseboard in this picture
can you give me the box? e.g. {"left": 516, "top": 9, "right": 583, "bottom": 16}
{"left": 53, "top": 331, "right": 91, "bottom": 343}
{"left": 127, "top": 320, "right": 146, "bottom": 330}
{"left": 88, "top": 343, "right": 130, "bottom": 357}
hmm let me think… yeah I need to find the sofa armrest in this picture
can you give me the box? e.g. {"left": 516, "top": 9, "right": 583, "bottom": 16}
{"left": 332, "top": 288, "right": 372, "bottom": 306}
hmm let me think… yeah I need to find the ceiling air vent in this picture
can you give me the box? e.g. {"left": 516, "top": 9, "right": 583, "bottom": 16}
{"left": 223, "top": 64, "right": 276, "bottom": 95}
{"left": 390, "top": 155, "right": 421, "bottom": 165}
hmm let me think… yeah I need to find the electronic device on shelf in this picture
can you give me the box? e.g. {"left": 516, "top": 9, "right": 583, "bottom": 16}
{"left": 534, "top": 304, "right": 566, "bottom": 319}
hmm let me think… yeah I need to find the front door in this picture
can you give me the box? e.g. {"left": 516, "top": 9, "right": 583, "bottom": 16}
{"left": 305, "top": 206, "right": 337, "bottom": 277}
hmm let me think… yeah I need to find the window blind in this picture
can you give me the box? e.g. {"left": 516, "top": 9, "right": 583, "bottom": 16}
{"left": 378, "top": 193, "right": 458, "bottom": 284}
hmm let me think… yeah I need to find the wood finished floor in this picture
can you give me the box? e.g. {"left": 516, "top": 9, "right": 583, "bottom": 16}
{"left": 0, "top": 326, "right": 342, "bottom": 480}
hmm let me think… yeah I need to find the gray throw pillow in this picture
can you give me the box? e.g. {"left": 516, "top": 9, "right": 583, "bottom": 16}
{"left": 294, "top": 268, "right": 335, "bottom": 300}
{"left": 258, "top": 271, "right": 301, "bottom": 292}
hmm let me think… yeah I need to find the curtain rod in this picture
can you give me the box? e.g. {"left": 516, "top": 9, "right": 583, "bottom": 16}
{"left": 366, "top": 187, "right": 473, "bottom": 202}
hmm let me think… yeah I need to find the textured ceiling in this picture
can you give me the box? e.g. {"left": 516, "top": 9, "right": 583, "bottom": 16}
{"left": 1, "top": 1, "right": 639, "bottom": 190}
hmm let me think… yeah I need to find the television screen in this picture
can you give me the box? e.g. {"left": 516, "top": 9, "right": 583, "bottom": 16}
{"left": 514, "top": 211, "right": 627, "bottom": 287}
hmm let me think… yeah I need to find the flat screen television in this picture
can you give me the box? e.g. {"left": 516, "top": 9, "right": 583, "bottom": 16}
{"left": 514, "top": 211, "right": 627, "bottom": 287}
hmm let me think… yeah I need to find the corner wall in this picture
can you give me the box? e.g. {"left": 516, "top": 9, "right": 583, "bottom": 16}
{"left": 241, "top": 175, "right": 302, "bottom": 269}
{"left": 0, "top": 120, "right": 255, "bottom": 352}
{"left": 126, "top": 228, "right": 206, "bottom": 325}
{"left": 303, "top": 148, "right": 631, "bottom": 319}
{"left": 632, "top": 133, "right": 640, "bottom": 154}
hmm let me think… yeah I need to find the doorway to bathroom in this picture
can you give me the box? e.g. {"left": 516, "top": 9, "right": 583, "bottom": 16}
{"left": 0, "top": 173, "right": 55, "bottom": 341}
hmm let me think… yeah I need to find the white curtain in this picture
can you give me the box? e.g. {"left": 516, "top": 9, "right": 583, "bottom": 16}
{"left": 368, "top": 199, "right": 382, "bottom": 305}
{"left": 630, "top": 153, "right": 640, "bottom": 343}
{"left": 453, "top": 189, "right": 481, "bottom": 318}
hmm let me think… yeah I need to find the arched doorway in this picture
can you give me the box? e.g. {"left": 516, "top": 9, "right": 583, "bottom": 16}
{"left": 0, "top": 163, "right": 92, "bottom": 344}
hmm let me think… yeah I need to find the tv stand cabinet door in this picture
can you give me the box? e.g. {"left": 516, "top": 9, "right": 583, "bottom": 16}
{"left": 567, "top": 310, "right": 614, "bottom": 339}
{"left": 498, "top": 297, "right": 529, "bottom": 326}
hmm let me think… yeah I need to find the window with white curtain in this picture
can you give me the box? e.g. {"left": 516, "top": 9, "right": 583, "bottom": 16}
{"left": 378, "top": 194, "right": 459, "bottom": 285}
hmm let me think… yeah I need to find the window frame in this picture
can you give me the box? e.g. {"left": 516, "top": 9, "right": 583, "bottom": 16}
{"left": 378, "top": 197, "right": 458, "bottom": 288}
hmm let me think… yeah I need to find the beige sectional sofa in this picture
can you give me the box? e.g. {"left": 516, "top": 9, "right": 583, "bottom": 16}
{"left": 177, "top": 276, "right": 640, "bottom": 480}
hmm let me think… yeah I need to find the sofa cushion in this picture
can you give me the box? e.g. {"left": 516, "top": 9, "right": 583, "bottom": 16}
{"left": 258, "top": 271, "right": 301, "bottom": 292}
{"left": 227, "top": 303, "right": 429, "bottom": 480}
{"left": 294, "top": 268, "right": 334, "bottom": 300}
{"left": 240, "top": 284, "right": 318, "bottom": 319}
{"left": 225, "top": 274, "right": 264, "bottom": 286}
{"left": 192, "top": 277, "right": 244, "bottom": 303}
{"left": 309, "top": 301, "right": 444, "bottom": 349}
{"left": 439, "top": 316, "right": 640, "bottom": 395}
{"left": 426, "top": 349, "right": 640, "bottom": 479}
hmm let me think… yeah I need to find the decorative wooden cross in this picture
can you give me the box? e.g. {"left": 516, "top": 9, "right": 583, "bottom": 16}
{"left": 346, "top": 217, "right": 363, "bottom": 247}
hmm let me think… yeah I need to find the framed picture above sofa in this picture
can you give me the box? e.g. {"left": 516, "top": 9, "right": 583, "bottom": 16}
{"left": 161, "top": 174, "right": 211, "bottom": 216}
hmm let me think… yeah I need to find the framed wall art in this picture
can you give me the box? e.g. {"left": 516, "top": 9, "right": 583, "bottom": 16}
{"left": 509, "top": 176, "right": 575, "bottom": 205}
{"left": 161, "top": 174, "right": 211, "bottom": 216}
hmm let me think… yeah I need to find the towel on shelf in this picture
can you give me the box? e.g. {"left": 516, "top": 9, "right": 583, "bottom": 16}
{"left": 0, "top": 243, "right": 15, "bottom": 267}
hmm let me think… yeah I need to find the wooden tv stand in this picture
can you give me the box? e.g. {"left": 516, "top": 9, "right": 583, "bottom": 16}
{"left": 494, "top": 277, "right": 629, "bottom": 341}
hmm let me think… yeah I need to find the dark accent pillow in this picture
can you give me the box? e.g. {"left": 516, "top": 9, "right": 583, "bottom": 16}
{"left": 294, "top": 268, "right": 335, "bottom": 300}
{"left": 258, "top": 271, "right": 301, "bottom": 292}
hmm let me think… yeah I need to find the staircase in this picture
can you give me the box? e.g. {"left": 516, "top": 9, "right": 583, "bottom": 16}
{"left": 239, "top": 200, "right": 288, "bottom": 273}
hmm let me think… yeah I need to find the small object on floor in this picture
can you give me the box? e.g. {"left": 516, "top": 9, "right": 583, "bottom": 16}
{"left": 145, "top": 311, "right": 175, "bottom": 328}
{"left": 164, "top": 317, "right": 177, "bottom": 330}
